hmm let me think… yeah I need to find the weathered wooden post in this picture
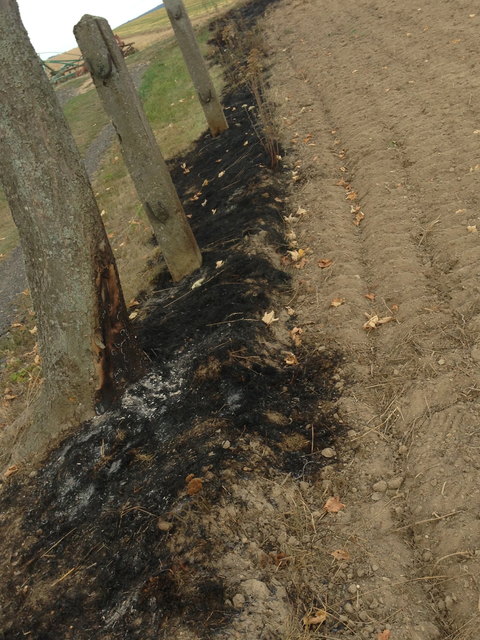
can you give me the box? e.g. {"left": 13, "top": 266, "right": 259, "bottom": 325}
{"left": 164, "top": 0, "right": 228, "bottom": 137}
{"left": 74, "top": 15, "right": 202, "bottom": 282}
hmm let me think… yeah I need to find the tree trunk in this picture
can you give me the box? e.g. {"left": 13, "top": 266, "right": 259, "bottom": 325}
{"left": 164, "top": 0, "right": 228, "bottom": 137}
{"left": 0, "top": 0, "right": 144, "bottom": 462}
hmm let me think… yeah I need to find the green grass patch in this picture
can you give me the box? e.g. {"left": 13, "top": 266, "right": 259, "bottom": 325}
{"left": 62, "top": 89, "right": 109, "bottom": 153}
{"left": 139, "top": 28, "right": 224, "bottom": 157}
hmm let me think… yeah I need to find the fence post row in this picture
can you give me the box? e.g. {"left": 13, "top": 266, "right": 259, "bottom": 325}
{"left": 164, "top": 0, "right": 228, "bottom": 137}
{"left": 74, "top": 14, "right": 202, "bottom": 283}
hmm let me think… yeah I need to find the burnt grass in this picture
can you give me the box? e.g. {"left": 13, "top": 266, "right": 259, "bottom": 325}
{"left": 0, "top": 1, "right": 343, "bottom": 638}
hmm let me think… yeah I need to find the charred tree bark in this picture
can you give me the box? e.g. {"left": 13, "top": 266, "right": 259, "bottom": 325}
{"left": 0, "top": 0, "right": 144, "bottom": 461}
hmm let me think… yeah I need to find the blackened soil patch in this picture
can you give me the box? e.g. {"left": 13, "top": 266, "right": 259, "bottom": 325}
{"left": 0, "top": 2, "right": 343, "bottom": 638}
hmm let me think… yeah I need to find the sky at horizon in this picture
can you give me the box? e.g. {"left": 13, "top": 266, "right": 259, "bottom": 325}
{"left": 17, "top": 1, "right": 162, "bottom": 58}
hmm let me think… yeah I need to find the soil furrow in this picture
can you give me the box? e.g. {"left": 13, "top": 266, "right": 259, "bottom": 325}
{"left": 265, "top": 0, "right": 480, "bottom": 636}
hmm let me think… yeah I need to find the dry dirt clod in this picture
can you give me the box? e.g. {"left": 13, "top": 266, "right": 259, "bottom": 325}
{"left": 321, "top": 447, "right": 336, "bottom": 458}
{"left": 372, "top": 480, "right": 387, "bottom": 493}
{"left": 157, "top": 518, "right": 174, "bottom": 532}
{"left": 232, "top": 593, "right": 246, "bottom": 609}
{"left": 387, "top": 476, "right": 404, "bottom": 489}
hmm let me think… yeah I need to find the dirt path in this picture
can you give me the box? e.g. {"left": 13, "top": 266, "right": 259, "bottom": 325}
{"left": 263, "top": 0, "right": 480, "bottom": 637}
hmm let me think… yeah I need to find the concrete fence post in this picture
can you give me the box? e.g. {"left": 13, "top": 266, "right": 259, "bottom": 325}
{"left": 164, "top": 0, "right": 228, "bottom": 137}
{"left": 74, "top": 14, "right": 202, "bottom": 282}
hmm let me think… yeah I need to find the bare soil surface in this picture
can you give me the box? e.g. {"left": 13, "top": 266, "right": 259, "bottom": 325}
{"left": 2, "top": 1, "right": 480, "bottom": 639}
{"left": 262, "top": 0, "right": 480, "bottom": 636}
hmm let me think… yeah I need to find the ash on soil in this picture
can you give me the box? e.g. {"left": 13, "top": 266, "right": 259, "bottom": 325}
{"left": 0, "top": 2, "right": 343, "bottom": 638}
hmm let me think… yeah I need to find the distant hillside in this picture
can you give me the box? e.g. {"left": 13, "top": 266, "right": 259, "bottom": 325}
{"left": 131, "top": 4, "right": 165, "bottom": 22}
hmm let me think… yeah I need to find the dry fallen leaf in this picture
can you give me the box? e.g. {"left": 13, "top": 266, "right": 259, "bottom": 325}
{"left": 4, "top": 394, "right": 17, "bottom": 401}
{"left": 324, "top": 496, "right": 345, "bottom": 513}
{"left": 202, "top": 179, "right": 209, "bottom": 187}
{"left": 467, "top": 225, "right": 477, "bottom": 233}
{"left": 290, "top": 327, "right": 303, "bottom": 347}
{"left": 303, "top": 609, "right": 327, "bottom": 626}
{"left": 288, "top": 248, "right": 306, "bottom": 262}
{"left": 353, "top": 211, "right": 365, "bottom": 226}
{"left": 29, "top": 326, "right": 38, "bottom": 335}
{"left": 286, "top": 306, "right": 296, "bottom": 316}
{"left": 270, "top": 551, "right": 290, "bottom": 566}
{"left": 336, "top": 178, "right": 350, "bottom": 188}
{"left": 331, "top": 548, "right": 351, "bottom": 562}
{"left": 330, "top": 298, "right": 345, "bottom": 308}
{"left": 378, "top": 631, "right": 392, "bottom": 640}
{"left": 318, "top": 258, "right": 334, "bottom": 268}
{"left": 218, "top": 170, "right": 225, "bottom": 178}
{"left": 293, "top": 258, "right": 307, "bottom": 270}
{"left": 262, "top": 310, "right": 279, "bottom": 325}
{"left": 128, "top": 311, "right": 138, "bottom": 320}
{"left": 365, "top": 293, "right": 376, "bottom": 301}
{"left": 284, "top": 352, "right": 299, "bottom": 365}
{"left": 186, "top": 477, "right": 203, "bottom": 496}
{"left": 3, "top": 464, "right": 19, "bottom": 478}
{"left": 215, "top": 260, "right": 224, "bottom": 269}
{"left": 191, "top": 278, "right": 205, "bottom": 290}
{"left": 346, "top": 191, "right": 358, "bottom": 201}
{"left": 363, "top": 314, "right": 394, "bottom": 330}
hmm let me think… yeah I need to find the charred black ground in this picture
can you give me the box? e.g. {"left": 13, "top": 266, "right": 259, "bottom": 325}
{"left": 0, "top": 1, "right": 344, "bottom": 638}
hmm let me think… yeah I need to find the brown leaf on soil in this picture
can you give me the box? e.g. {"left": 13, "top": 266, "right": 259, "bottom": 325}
{"left": 331, "top": 548, "right": 351, "bottom": 562}
{"left": 363, "top": 314, "right": 394, "bottom": 330}
{"left": 288, "top": 248, "right": 306, "bottom": 262}
{"left": 378, "top": 631, "right": 392, "bottom": 640}
{"left": 318, "top": 258, "right": 334, "bottom": 268}
{"left": 330, "top": 298, "right": 345, "bottom": 307}
{"left": 186, "top": 477, "right": 203, "bottom": 496}
{"left": 353, "top": 211, "right": 365, "bottom": 226}
{"left": 336, "top": 178, "right": 349, "bottom": 188}
{"left": 262, "top": 310, "right": 279, "bottom": 325}
{"left": 303, "top": 608, "right": 327, "bottom": 626}
{"left": 293, "top": 258, "right": 307, "bottom": 269}
{"left": 346, "top": 191, "right": 358, "bottom": 201}
{"left": 365, "top": 293, "right": 376, "bottom": 301}
{"left": 324, "top": 496, "right": 345, "bottom": 513}
{"left": 185, "top": 473, "right": 195, "bottom": 483}
{"left": 270, "top": 551, "right": 290, "bottom": 566}
{"left": 284, "top": 352, "right": 299, "bottom": 365}
{"left": 4, "top": 394, "right": 17, "bottom": 401}
{"left": 3, "top": 465, "right": 19, "bottom": 478}
{"left": 290, "top": 327, "right": 303, "bottom": 347}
